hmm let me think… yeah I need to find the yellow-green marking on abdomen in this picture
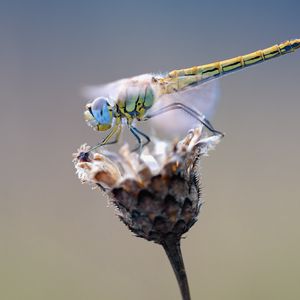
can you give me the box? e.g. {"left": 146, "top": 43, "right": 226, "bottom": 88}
{"left": 160, "top": 39, "right": 300, "bottom": 94}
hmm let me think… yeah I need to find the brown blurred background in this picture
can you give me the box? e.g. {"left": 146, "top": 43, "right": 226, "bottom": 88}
{"left": 1, "top": 0, "right": 300, "bottom": 299}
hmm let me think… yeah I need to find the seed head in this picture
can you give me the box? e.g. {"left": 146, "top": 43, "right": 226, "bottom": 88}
{"left": 73, "top": 127, "right": 222, "bottom": 244}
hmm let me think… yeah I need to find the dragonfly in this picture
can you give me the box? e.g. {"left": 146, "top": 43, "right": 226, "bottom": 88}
{"left": 83, "top": 39, "right": 300, "bottom": 153}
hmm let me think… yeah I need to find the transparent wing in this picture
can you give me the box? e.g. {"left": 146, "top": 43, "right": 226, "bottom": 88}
{"left": 82, "top": 78, "right": 128, "bottom": 105}
{"left": 82, "top": 74, "right": 154, "bottom": 105}
{"left": 148, "top": 80, "right": 220, "bottom": 138}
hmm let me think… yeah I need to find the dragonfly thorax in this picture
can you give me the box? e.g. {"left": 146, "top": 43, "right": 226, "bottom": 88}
{"left": 117, "top": 84, "right": 155, "bottom": 121}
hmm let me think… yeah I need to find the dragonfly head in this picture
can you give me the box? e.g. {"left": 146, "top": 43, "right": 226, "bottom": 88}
{"left": 84, "top": 97, "right": 113, "bottom": 131}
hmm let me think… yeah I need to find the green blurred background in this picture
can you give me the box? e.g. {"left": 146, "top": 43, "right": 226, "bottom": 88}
{"left": 1, "top": 0, "right": 300, "bottom": 299}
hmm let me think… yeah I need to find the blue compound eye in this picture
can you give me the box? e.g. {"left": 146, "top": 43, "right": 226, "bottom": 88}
{"left": 91, "top": 97, "right": 112, "bottom": 125}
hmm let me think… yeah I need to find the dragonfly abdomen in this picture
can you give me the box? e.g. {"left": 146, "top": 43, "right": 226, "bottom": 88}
{"left": 165, "top": 39, "right": 300, "bottom": 91}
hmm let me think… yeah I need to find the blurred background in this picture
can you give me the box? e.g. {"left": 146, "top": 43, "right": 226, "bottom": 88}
{"left": 1, "top": 0, "right": 300, "bottom": 299}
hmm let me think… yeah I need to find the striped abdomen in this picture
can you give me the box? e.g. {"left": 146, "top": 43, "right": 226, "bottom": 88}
{"left": 162, "top": 39, "right": 300, "bottom": 93}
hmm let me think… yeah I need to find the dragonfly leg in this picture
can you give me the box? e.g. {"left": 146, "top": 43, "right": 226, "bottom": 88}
{"left": 88, "top": 125, "right": 121, "bottom": 153}
{"left": 129, "top": 127, "right": 142, "bottom": 153}
{"left": 103, "top": 125, "right": 122, "bottom": 146}
{"left": 132, "top": 126, "right": 151, "bottom": 147}
{"left": 144, "top": 102, "right": 224, "bottom": 137}
{"left": 130, "top": 126, "right": 151, "bottom": 153}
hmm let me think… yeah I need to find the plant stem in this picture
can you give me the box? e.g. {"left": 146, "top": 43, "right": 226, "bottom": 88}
{"left": 162, "top": 238, "right": 191, "bottom": 300}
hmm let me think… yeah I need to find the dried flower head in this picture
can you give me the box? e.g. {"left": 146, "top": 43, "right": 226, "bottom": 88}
{"left": 73, "top": 127, "right": 221, "bottom": 243}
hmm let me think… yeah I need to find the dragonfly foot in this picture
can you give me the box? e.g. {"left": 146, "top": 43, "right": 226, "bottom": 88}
{"left": 77, "top": 151, "right": 92, "bottom": 162}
